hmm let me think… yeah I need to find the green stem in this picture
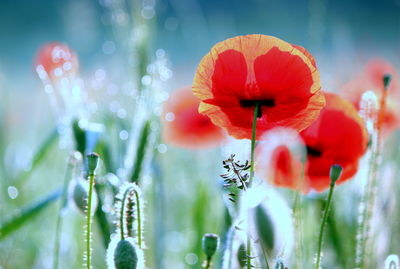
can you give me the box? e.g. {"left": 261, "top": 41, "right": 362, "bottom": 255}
{"left": 134, "top": 189, "right": 142, "bottom": 248}
{"left": 247, "top": 103, "right": 260, "bottom": 269}
{"left": 315, "top": 181, "right": 336, "bottom": 269}
{"left": 204, "top": 258, "right": 212, "bottom": 269}
{"left": 52, "top": 158, "right": 75, "bottom": 269}
{"left": 357, "top": 86, "right": 387, "bottom": 268}
{"left": 249, "top": 103, "right": 259, "bottom": 186}
{"left": 120, "top": 187, "right": 131, "bottom": 240}
{"left": 294, "top": 162, "right": 306, "bottom": 269}
{"left": 294, "top": 191, "right": 304, "bottom": 269}
{"left": 85, "top": 173, "right": 95, "bottom": 269}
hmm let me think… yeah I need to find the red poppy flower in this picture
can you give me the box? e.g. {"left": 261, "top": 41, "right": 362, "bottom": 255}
{"left": 35, "top": 42, "right": 78, "bottom": 81}
{"left": 192, "top": 34, "right": 325, "bottom": 139}
{"left": 162, "top": 87, "right": 226, "bottom": 149}
{"left": 341, "top": 59, "right": 400, "bottom": 134}
{"left": 255, "top": 128, "right": 306, "bottom": 190}
{"left": 300, "top": 92, "right": 368, "bottom": 192}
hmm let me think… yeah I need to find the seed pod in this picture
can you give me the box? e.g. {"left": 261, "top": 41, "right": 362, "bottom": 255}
{"left": 107, "top": 236, "right": 144, "bottom": 269}
{"left": 383, "top": 74, "right": 392, "bottom": 90}
{"left": 202, "top": 233, "right": 219, "bottom": 259}
{"left": 86, "top": 152, "right": 99, "bottom": 175}
{"left": 115, "top": 239, "right": 138, "bottom": 269}
{"left": 329, "top": 164, "right": 343, "bottom": 184}
{"left": 237, "top": 243, "right": 247, "bottom": 268}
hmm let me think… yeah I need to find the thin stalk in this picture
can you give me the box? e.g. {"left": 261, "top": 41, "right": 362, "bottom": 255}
{"left": 119, "top": 187, "right": 131, "bottom": 240}
{"left": 357, "top": 81, "right": 389, "bottom": 268}
{"left": 249, "top": 103, "right": 259, "bottom": 186}
{"left": 134, "top": 189, "right": 143, "bottom": 248}
{"left": 204, "top": 258, "right": 212, "bottom": 269}
{"left": 52, "top": 157, "right": 75, "bottom": 269}
{"left": 85, "top": 173, "right": 95, "bottom": 269}
{"left": 293, "top": 191, "right": 303, "bottom": 269}
{"left": 315, "top": 181, "right": 337, "bottom": 269}
{"left": 246, "top": 103, "right": 260, "bottom": 269}
{"left": 294, "top": 162, "right": 306, "bottom": 269}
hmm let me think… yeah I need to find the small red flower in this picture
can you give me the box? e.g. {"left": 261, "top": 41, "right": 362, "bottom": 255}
{"left": 162, "top": 87, "right": 226, "bottom": 149}
{"left": 300, "top": 92, "right": 368, "bottom": 192}
{"left": 341, "top": 59, "right": 400, "bottom": 134}
{"left": 255, "top": 128, "right": 306, "bottom": 190}
{"left": 193, "top": 34, "right": 325, "bottom": 139}
{"left": 35, "top": 42, "right": 78, "bottom": 81}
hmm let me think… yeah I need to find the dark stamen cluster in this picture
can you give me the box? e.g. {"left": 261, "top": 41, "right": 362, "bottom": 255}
{"left": 306, "top": 146, "right": 322, "bottom": 157}
{"left": 240, "top": 99, "right": 275, "bottom": 118}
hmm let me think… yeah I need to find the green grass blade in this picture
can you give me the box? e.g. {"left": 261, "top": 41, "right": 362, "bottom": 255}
{"left": 16, "top": 128, "right": 58, "bottom": 185}
{"left": 0, "top": 189, "right": 61, "bottom": 239}
{"left": 130, "top": 120, "right": 150, "bottom": 183}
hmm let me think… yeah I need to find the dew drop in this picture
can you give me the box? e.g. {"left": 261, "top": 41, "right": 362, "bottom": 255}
{"left": 141, "top": 75, "right": 152, "bottom": 86}
{"left": 7, "top": 186, "right": 18, "bottom": 199}
{"left": 165, "top": 112, "right": 175, "bottom": 122}
{"left": 119, "top": 130, "right": 129, "bottom": 140}
{"left": 185, "top": 253, "right": 198, "bottom": 265}
{"left": 157, "top": 144, "right": 167, "bottom": 154}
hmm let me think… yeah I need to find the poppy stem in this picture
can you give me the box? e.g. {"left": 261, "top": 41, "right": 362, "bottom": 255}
{"left": 315, "top": 165, "right": 342, "bottom": 269}
{"left": 246, "top": 103, "right": 260, "bottom": 269}
{"left": 85, "top": 153, "right": 99, "bottom": 269}
{"left": 293, "top": 191, "right": 304, "bottom": 269}
{"left": 249, "top": 103, "right": 260, "bottom": 186}
{"left": 85, "top": 172, "right": 95, "bottom": 269}
{"left": 357, "top": 75, "right": 390, "bottom": 268}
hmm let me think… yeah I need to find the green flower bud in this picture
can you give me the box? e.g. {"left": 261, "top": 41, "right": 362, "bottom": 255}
{"left": 329, "top": 164, "right": 343, "bottom": 185}
{"left": 114, "top": 239, "right": 138, "bottom": 269}
{"left": 237, "top": 244, "right": 247, "bottom": 268}
{"left": 202, "top": 233, "right": 219, "bottom": 259}
{"left": 86, "top": 152, "right": 99, "bottom": 175}
{"left": 383, "top": 74, "right": 392, "bottom": 90}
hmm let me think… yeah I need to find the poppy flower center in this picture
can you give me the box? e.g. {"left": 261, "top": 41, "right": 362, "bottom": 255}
{"left": 239, "top": 99, "right": 276, "bottom": 117}
{"left": 306, "top": 145, "right": 322, "bottom": 157}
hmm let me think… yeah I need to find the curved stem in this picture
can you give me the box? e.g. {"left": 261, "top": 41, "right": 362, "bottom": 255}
{"left": 134, "top": 189, "right": 143, "bottom": 248}
{"left": 120, "top": 187, "right": 133, "bottom": 240}
{"left": 85, "top": 173, "right": 95, "bottom": 269}
{"left": 315, "top": 181, "right": 336, "bottom": 269}
{"left": 247, "top": 103, "right": 260, "bottom": 269}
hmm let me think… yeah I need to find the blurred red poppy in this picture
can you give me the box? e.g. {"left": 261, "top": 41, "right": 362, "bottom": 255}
{"left": 162, "top": 87, "right": 226, "bottom": 149}
{"left": 193, "top": 34, "right": 325, "bottom": 139}
{"left": 255, "top": 128, "right": 306, "bottom": 190}
{"left": 300, "top": 92, "right": 368, "bottom": 192}
{"left": 341, "top": 59, "right": 400, "bottom": 134}
{"left": 35, "top": 42, "right": 78, "bottom": 81}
